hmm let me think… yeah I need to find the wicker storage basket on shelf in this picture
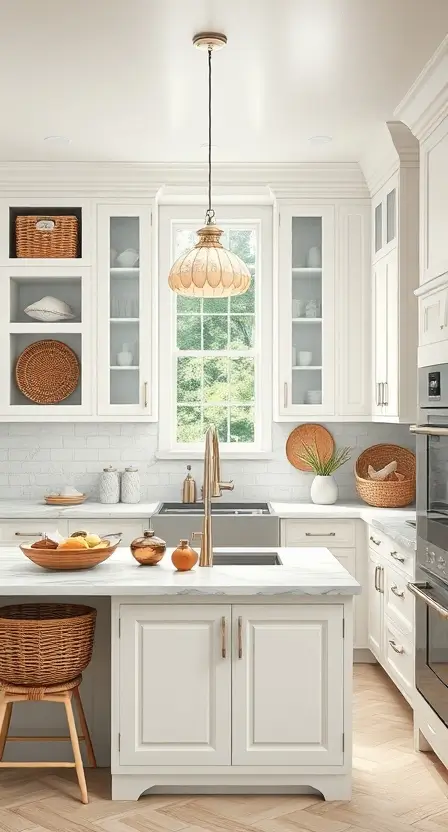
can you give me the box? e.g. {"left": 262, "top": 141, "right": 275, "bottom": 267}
{"left": 0, "top": 603, "right": 96, "bottom": 686}
{"left": 15, "top": 215, "right": 78, "bottom": 258}
{"left": 355, "top": 444, "right": 416, "bottom": 508}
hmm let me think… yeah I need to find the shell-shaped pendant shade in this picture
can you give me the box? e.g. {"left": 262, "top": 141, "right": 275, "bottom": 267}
{"left": 168, "top": 225, "right": 251, "bottom": 297}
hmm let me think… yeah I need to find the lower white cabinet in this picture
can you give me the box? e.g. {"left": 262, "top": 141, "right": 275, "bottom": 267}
{"left": 367, "top": 534, "right": 415, "bottom": 704}
{"left": 119, "top": 604, "right": 231, "bottom": 766}
{"left": 368, "top": 549, "right": 383, "bottom": 660}
{"left": 117, "top": 603, "right": 345, "bottom": 769}
{"left": 0, "top": 520, "right": 69, "bottom": 545}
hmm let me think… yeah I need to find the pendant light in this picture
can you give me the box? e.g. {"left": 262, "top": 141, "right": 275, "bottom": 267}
{"left": 168, "top": 33, "right": 251, "bottom": 298}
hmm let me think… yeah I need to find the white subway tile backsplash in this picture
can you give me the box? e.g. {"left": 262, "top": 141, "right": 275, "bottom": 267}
{"left": 0, "top": 421, "right": 415, "bottom": 502}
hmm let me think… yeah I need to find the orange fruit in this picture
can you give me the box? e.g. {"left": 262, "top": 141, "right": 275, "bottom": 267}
{"left": 57, "top": 537, "right": 89, "bottom": 550}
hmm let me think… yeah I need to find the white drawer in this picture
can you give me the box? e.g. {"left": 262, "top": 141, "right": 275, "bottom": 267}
{"left": 329, "top": 548, "right": 356, "bottom": 578}
{"left": 384, "top": 617, "right": 414, "bottom": 703}
{"left": 368, "top": 526, "right": 413, "bottom": 578}
{"left": 0, "top": 520, "right": 69, "bottom": 546}
{"left": 284, "top": 519, "right": 355, "bottom": 548}
{"left": 384, "top": 563, "right": 414, "bottom": 637}
{"left": 67, "top": 520, "right": 146, "bottom": 547}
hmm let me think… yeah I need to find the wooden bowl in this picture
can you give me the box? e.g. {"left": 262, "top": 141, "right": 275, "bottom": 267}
{"left": 44, "top": 494, "right": 87, "bottom": 506}
{"left": 19, "top": 535, "right": 122, "bottom": 571}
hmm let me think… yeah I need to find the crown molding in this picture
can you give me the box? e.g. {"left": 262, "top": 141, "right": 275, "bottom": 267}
{"left": 0, "top": 161, "right": 369, "bottom": 199}
{"left": 359, "top": 121, "right": 418, "bottom": 195}
{"left": 395, "top": 35, "right": 448, "bottom": 141}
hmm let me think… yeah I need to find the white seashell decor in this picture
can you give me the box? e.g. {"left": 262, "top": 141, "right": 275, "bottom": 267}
{"left": 24, "top": 296, "right": 75, "bottom": 322}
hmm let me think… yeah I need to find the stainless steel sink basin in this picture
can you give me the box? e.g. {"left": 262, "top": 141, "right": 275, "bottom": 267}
{"left": 157, "top": 502, "right": 272, "bottom": 516}
{"left": 212, "top": 552, "right": 281, "bottom": 566}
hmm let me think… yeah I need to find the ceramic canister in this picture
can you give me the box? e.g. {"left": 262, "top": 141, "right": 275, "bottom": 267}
{"left": 99, "top": 466, "right": 120, "bottom": 504}
{"left": 121, "top": 466, "right": 140, "bottom": 504}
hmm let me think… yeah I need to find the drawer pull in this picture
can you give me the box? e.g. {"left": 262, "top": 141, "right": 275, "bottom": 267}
{"left": 391, "top": 584, "right": 405, "bottom": 598}
{"left": 370, "top": 536, "right": 381, "bottom": 546}
{"left": 374, "top": 565, "right": 380, "bottom": 591}
{"left": 14, "top": 531, "right": 43, "bottom": 537}
{"left": 238, "top": 616, "right": 243, "bottom": 659}
{"left": 221, "top": 616, "right": 227, "bottom": 659}
{"left": 305, "top": 532, "right": 336, "bottom": 537}
{"left": 390, "top": 551, "right": 405, "bottom": 563}
{"left": 389, "top": 639, "right": 405, "bottom": 655}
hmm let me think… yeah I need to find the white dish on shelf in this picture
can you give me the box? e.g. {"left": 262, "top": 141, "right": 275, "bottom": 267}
{"left": 24, "top": 296, "right": 75, "bottom": 322}
{"left": 116, "top": 248, "right": 139, "bottom": 267}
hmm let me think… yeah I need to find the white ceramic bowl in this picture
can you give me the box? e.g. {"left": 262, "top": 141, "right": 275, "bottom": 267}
{"left": 24, "top": 296, "right": 75, "bottom": 322}
{"left": 116, "top": 249, "right": 139, "bottom": 268}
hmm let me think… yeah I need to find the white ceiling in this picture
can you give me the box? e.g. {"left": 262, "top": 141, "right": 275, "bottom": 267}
{"left": 1, "top": 0, "right": 447, "bottom": 163}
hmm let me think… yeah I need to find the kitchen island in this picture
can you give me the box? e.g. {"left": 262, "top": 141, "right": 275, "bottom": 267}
{"left": 0, "top": 546, "right": 360, "bottom": 801}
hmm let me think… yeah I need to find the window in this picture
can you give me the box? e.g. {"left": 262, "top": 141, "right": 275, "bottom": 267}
{"left": 159, "top": 204, "right": 272, "bottom": 454}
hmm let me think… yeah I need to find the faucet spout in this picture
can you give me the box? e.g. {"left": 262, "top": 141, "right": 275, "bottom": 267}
{"left": 198, "top": 424, "right": 234, "bottom": 567}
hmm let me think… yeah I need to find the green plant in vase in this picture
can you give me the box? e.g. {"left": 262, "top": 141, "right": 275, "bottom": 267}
{"left": 298, "top": 443, "right": 352, "bottom": 505}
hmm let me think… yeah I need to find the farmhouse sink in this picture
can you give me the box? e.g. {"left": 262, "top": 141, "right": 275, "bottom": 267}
{"left": 212, "top": 551, "right": 281, "bottom": 566}
{"left": 152, "top": 502, "right": 280, "bottom": 548}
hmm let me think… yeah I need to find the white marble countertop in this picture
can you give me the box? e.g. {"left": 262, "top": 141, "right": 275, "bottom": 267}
{"left": 0, "top": 499, "right": 416, "bottom": 523}
{"left": 0, "top": 546, "right": 360, "bottom": 597}
{"left": 370, "top": 517, "right": 416, "bottom": 551}
{"left": 0, "top": 501, "right": 160, "bottom": 519}
{"left": 270, "top": 500, "right": 416, "bottom": 521}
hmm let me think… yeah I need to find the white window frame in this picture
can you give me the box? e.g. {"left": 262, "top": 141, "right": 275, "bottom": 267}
{"left": 158, "top": 203, "right": 273, "bottom": 457}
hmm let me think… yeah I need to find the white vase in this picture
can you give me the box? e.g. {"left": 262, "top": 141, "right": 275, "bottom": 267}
{"left": 99, "top": 466, "right": 120, "bottom": 504}
{"left": 117, "top": 343, "right": 133, "bottom": 366}
{"left": 121, "top": 466, "right": 140, "bottom": 504}
{"left": 307, "top": 246, "right": 322, "bottom": 267}
{"left": 310, "top": 475, "right": 338, "bottom": 505}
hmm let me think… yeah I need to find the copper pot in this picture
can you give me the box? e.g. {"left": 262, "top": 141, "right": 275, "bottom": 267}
{"left": 130, "top": 529, "right": 166, "bottom": 565}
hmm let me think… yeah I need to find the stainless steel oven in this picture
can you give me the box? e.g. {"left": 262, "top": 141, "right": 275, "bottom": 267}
{"left": 409, "top": 363, "right": 448, "bottom": 725}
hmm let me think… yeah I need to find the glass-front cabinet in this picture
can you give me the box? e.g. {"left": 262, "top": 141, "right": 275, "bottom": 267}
{"left": 373, "top": 175, "right": 397, "bottom": 260}
{"left": 277, "top": 205, "right": 335, "bottom": 417}
{"left": 97, "top": 204, "right": 154, "bottom": 417}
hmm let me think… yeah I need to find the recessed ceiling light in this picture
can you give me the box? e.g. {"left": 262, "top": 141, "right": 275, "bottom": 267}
{"left": 44, "top": 135, "right": 72, "bottom": 144}
{"left": 308, "top": 135, "right": 332, "bottom": 145}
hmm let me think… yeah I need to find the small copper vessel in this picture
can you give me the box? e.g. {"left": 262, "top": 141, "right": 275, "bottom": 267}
{"left": 130, "top": 529, "right": 166, "bottom": 565}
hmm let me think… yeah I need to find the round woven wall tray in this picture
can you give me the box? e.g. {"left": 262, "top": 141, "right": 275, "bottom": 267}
{"left": 15, "top": 340, "right": 80, "bottom": 404}
{"left": 286, "top": 424, "right": 335, "bottom": 472}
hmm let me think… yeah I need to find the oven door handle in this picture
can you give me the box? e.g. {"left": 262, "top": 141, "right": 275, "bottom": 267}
{"left": 410, "top": 425, "right": 448, "bottom": 436}
{"left": 408, "top": 582, "right": 448, "bottom": 619}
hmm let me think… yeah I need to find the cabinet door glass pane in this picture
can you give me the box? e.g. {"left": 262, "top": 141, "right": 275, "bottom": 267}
{"left": 374, "top": 202, "right": 382, "bottom": 252}
{"left": 291, "top": 217, "right": 322, "bottom": 406}
{"left": 386, "top": 189, "right": 396, "bottom": 244}
{"left": 109, "top": 217, "right": 140, "bottom": 406}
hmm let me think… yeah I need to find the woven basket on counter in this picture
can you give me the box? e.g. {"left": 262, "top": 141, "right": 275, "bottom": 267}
{"left": 355, "top": 444, "right": 416, "bottom": 508}
{"left": 0, "top": 603, "right": 96, "bottom": 686}
{"left": 15, "top": 215, "right": 78, "bottom": 258}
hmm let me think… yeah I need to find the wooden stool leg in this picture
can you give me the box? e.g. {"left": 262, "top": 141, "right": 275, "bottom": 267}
{"left": 73, "top": 686, "right": 96, "bottom": 768}
{"left": 0, "top": 703, "right": 12, "bottom": 760}
{"left": 64, "top": 693, "right": 88, "bottom": 805}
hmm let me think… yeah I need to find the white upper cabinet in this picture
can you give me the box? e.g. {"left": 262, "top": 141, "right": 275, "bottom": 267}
{"left": 420, "top": 114, "right": 448, "bottom": 286}
{"left": 275, "top": 200, "right": 370, "bottom": 421}
{"left": 97, "top": 204, "right": 155, "bottom": 418}
{"left": 369, "top": 167, "right": 418, "bottom": 422}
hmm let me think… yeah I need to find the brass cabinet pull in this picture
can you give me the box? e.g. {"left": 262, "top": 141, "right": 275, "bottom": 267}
{"left": 379, "top": 382, "right": 384, "bottom": 406}
{"left": 391, "top": 584, "right": 405, "bottom": 598}
{"left": 375, "top": 382, "right": 380, "bottom": 406}
{"left": 283, "top": 382, "right": 288, "bottom": 408}
{"left": 144, "top": 381, "right": 149, "bottom": 408}
{"left": 14, "top": 531, "right": 43, "bottom": 537}
{"left": 390, "top": 550, "right": 405, "bottom": 563}
{"left": 238, "top": 616, "right": 243, "bottom": 659}
{"left": 383, "top": 381, "right": 389, "bottom": 406}
{"left": 370, "top": 536, "right": 381, "bottom": 546}
{"left": 389, "top": 639, "right": 404, "bottom": 655}
{"left": 221, "top": 616, "right": 227, "bottom": 659}
{"left": 374, "top": 565, "right": 379, "bottom": 591}
{"left": 305, "top": 531, "right": 336, "bottom": 537}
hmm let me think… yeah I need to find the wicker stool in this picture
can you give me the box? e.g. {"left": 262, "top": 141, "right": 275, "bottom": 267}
{"left": 0, "top": 675, "right": 96, "bottom": 804}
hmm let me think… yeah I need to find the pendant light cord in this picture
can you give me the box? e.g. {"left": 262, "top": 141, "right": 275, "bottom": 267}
{"left": 205, "top": 45, "right": 215, "bottom": 225}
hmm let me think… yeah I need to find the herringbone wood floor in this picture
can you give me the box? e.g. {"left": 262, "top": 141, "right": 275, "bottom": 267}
{"left": 0, "top": 665, "right": 447, "bottom": 832}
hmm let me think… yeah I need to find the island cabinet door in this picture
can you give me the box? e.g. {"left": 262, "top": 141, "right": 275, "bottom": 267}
{"left": 231, "top": 605, "right": 344, "bottom": 766}
{"left": 118, "top": 604, "right": 231, "bottom": 766}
